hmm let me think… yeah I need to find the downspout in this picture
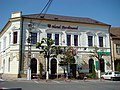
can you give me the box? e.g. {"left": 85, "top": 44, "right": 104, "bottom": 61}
{"left": 18, "top": 17, "right": 24, "bottom": 78}
{"left": 108, "top": 25, "right": 113, "bottom": 71}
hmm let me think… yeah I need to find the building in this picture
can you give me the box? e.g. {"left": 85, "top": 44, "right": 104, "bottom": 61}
{"left": 0, "top": 12, "right": 111, "bottom": 79}
{"left": 110, "top": 27, "right": 120, "bottom": 71}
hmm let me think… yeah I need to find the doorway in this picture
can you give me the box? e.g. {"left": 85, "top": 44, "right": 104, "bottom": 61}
{"left": 30, "top": 58, "right": 37, "bottom": 74}
{"left": 51, "top": 58, "right": 57, "bottom": 78}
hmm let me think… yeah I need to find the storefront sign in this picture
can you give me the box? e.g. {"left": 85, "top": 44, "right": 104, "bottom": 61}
{"left": 48, "top": 24, "right": 78, "bottom": 30}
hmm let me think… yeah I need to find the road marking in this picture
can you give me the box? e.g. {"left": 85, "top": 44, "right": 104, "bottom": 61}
{"left": 52, "top": 80, "right": 60, "bottom": 83}
{"left": 34, "top": 81, "right": 39, "bottom": 84}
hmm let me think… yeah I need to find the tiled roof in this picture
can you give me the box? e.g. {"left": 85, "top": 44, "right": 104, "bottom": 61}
{"left": 110, "top": 27, "right": 120, "bottom": 39}
{"left": 22, "top": 14, "right": 109, "bottom": 25}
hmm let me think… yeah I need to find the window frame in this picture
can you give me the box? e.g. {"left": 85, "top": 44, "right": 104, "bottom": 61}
{"left": 99, "top": 36, "right": 103, "bottom": 47}
{"left": 13, "top": 31, "right": 18, "bottom": 44}
{"left": 116, "top": 44, "right": 120, "bottom": 54}
{"left": 88, "top": 36, "right": 93, "bottom": 46}
{"left": 31, "top": 32, "right": 37, "bottom": 44}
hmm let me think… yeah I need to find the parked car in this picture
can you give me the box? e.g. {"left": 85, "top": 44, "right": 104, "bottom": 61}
{"left": 101, "top": 71, "right": 120, "bottom": 80}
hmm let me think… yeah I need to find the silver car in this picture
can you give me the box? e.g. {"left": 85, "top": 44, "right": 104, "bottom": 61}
{"left": 101, "top": 71, "right": 120, "bottom": 80}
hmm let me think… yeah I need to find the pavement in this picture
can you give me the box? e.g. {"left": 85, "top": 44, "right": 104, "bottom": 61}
{"left": 1, "top": 77, "right": 120, "bottom": 83}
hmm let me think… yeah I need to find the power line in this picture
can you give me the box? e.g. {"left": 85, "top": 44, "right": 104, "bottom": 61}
{"left": 30, "top": 0, "right": 54, "bottom": 27}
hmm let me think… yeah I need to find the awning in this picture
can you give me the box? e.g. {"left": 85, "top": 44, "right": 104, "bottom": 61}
{"left": 97, "top": 52, "right": 110, "bottom": 55}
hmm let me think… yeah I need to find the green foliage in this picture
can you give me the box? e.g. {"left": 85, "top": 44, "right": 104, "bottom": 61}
{"left": 116, "top": 63, "right": 120, "bottom": 72}
{"left": 39, "top": 63, "right": 43, "bottom": 78}
{"left": 59, "top": 47, "right": 75, "bottom": 66}
{"left": 87, "top": 64, "right": 97, "bottom": 79}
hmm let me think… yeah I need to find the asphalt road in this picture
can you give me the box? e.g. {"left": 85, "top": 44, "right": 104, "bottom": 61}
{"left": 0, "top": 79, "right": 120, "bottom": 90}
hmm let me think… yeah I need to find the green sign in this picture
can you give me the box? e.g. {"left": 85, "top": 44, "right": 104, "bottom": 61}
{"left": 97, "top": 52, "right": 110, "bottom": 55}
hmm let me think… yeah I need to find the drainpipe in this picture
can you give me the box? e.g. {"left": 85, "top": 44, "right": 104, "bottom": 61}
{"left": 18, "top": 17, "right": 24, "bottom": 78}
{"left": 108, "top": 25, "right": 113, "bottom": 71}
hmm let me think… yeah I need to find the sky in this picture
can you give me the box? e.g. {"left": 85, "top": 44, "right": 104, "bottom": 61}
{"left": 0, "top": 0, "right": 120, "bottom": 31}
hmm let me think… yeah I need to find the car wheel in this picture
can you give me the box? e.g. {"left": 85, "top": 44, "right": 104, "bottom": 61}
{"left": 101, "top": 77, "right": 104, "bottom": 80}
{"left": 111, "top": 77, "right": 114, "bottom": 81}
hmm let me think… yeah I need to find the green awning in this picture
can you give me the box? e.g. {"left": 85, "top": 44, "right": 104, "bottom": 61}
{"left": 97, "top": 52, "right": 110, "bottom": 55}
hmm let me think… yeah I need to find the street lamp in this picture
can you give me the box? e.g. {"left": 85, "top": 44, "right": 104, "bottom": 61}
{"left": 27, "top": 22, "right": 33, "bottom": 80}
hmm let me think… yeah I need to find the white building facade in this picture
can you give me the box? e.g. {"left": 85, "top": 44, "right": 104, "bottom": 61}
{"left": 0, "top": 12, "right": 111, "bottom": 79}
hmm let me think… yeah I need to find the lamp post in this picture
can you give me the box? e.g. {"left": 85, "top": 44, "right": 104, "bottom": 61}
{"left": 27, "top": 22, "right": 33, "bottom": 80}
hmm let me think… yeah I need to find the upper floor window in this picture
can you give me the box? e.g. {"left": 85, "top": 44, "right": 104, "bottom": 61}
{"left": 31, "top": 33, "right": 37, "bottom": 44}
{"left": 67, "top": 35, "right": 71, "bottom": 46}
{"left": 55, "top": 34, "right": 59, "bottom": 45}
{"left": 9, "top": 33, "right": 11, "bottom": 45}
{"left": 13, "top": 32, "right": 17, "bottom": 44}
{"left": 99, "top": 36, "right": 103, "bottom": 47}
{"left": 47, "top": 33, "right": 52, "bottom": 39}
{"left": 116, "top": 44, "right": 120, "bottom": 54}
{"left": 74, "top": 35, "right": 78, "bottom": 46}
{"left": 0, "top": 42, "right": 1, "bottom": 52}
{"left": 3, "top": 37, "right": 6, "bottom": 49}
{"left": 88, "top": 36, "right": 93, "bottom": 46}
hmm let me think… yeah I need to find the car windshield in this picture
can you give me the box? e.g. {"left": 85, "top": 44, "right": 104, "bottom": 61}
{"left": 105, "top": 72, "right": 108, "bottom": 75}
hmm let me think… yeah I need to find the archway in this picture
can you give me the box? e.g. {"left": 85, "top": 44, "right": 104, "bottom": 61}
{"left": 89, "top": 58, "right": 94, "bottom": 73}
{"left": 51, "top": 58, "right": 57, "bottom": 78}
{"left": 100, "top": 58, "right": 104, "bottom": 72}
{"left": 30, "top": 58, "right": 37, "bottom": 74}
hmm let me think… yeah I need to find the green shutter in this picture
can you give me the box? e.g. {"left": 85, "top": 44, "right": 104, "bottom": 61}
{"left": 95, "top": 61, "right": 99, "bottom": 70}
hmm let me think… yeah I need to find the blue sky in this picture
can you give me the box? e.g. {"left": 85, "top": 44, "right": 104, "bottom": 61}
{"left": 0, "top": 0, "right": 120, "bottom": 31}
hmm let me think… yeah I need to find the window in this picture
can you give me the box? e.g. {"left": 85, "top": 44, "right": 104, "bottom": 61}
{"left": 67, "top": 35, "right": 71, "bottom": 46}
{"left": 88, "top": 36, "right": 93, "bottom": 46}
{"left": 55, "top": 34, "right": 59, "bottom": 45}
{"left": 31, "top": 33, "right": 37, "bottom": 44}
{"left": 47, "top": 33, "right": 52, "bottom": 39}
{"left": 13, "top": 32, "right": 17, "bottom": 44}
{"left": 99, "top": 36, "right": 103, "bottom": 47}
{"left": 3, "top": 37, "right": 6, "bottom": 49}
{"left": 9, "top": 33, "right": 11, "bottom": 45}
{"left": 116, "top": 44, "right": 120, "bottom": 54}
{"left": 74, "top": 35, "right": 78, "bottom": 46}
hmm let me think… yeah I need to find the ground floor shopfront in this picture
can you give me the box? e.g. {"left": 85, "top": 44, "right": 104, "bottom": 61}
{"left": 0, "top": 47, "right": 112, "bottom": 79}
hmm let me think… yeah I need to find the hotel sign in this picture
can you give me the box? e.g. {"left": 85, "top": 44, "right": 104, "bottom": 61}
{"left": 47, "top": 24, "right": 78, "bottom": 30}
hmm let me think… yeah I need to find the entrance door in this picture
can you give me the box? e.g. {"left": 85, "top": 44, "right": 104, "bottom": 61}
{"left": 51, "top": 59, "right": 57, "bottom": 78}
{"left": 100, "top": 59, "right": 104, "bottom": 72}
{"left": 89, "top": 59, "right": 94, "bottom": 73}
{"left": 30, "top": 58, "right": 37, "bottom": 74}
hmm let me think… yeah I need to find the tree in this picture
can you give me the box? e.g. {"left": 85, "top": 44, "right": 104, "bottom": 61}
{"left": 90, "top": 46, "right": 103, "bottom": 78}
{"left": 39, "top": 63, "right": 43, "bottom": 79}
{"left": 116, "top": 63, "right": 120, "bottom": 72}
{"left": 59, "top": 47, "right": 76, "bottom": 78}
{"left": 36, "top": 38, "right": 55, "bottom": 80}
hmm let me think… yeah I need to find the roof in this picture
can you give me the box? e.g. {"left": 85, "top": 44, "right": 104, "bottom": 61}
{"left": 22, "top": 13, "right": 110, "bottom": 26}
{"left": 110, "top": 27, "right": 120, "bottom": 44}
{"left": 110, "top": 27, "right": 120, "bottom": 39}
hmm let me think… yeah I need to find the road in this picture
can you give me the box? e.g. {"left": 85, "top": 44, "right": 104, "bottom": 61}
{"left": 0, "top": 79, "right": 120, "bottom": 90}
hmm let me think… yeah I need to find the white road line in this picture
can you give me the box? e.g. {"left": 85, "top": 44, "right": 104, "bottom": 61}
{"left": 52, "top": 80, "right": 60, "bottom": 83}
{"left": 34, "top": 80, "right": 39, "bottom": 84}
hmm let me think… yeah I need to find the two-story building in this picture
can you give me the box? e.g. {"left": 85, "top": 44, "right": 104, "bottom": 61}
{"left": 0, "top": 12, "right": 111, "bottom": 79}
{"left": 110, "top": 27, "right": 120, "bottom": 71}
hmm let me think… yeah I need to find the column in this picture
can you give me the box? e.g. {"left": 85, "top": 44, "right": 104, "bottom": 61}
{"left": 71, "top": 34, "right": 74, "bottom": 46}
{"left": 59, "top": 33, "right": 62, "bottom": 45}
